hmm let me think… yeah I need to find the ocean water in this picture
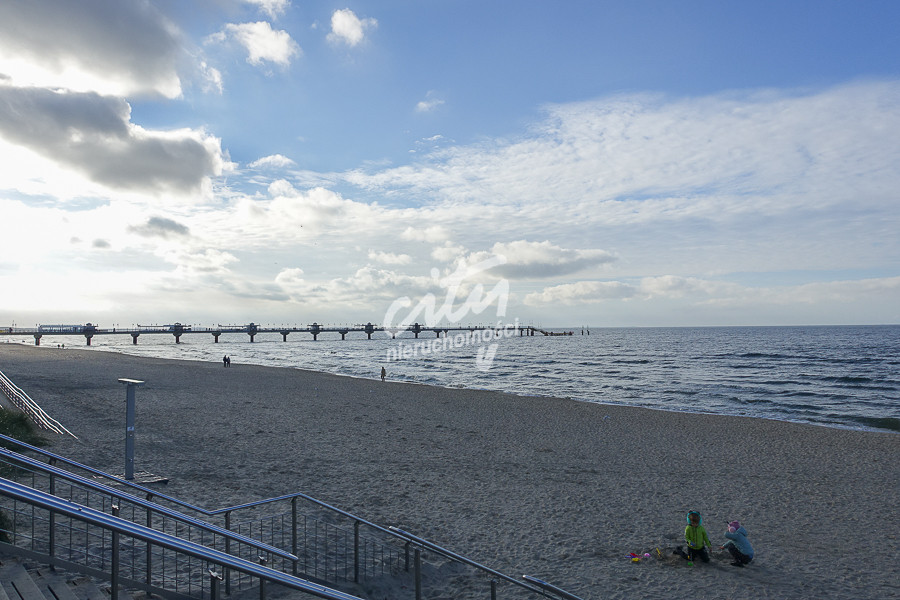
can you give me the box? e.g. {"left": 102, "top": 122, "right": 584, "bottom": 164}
{"left": 18, "top": 325, "right": 900, "bottom": 433}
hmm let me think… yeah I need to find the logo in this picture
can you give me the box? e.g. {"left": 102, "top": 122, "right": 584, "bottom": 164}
{"left": 383, "top": 254, "right": 516, "bottom": 370}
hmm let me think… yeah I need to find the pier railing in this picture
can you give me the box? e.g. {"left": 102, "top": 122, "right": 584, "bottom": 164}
{"left": 0, "top": 435, "right": 580, "bottom": 599}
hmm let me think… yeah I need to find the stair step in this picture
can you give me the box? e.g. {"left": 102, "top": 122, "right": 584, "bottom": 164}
{"left": 29, "top": 568, "right": 83, "bottom": 600}
{"left": 64, "top": 577, "right": 110, "bottom": 600}
{"left": 7, "top": 563, "right": 48, "bottom": 600}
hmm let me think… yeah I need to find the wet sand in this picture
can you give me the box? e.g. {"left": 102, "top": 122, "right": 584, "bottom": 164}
{"left": 0, "top": 343, "right": 898, "bottom": 599}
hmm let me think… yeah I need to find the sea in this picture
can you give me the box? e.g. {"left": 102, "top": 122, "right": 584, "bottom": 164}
{"left": 16, "top": 325, "right": 900, "bottom": 434}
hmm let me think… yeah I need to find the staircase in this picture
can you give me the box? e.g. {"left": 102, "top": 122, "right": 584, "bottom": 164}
{"left": 0, "top": 556, "right": 135, "bottom": 600}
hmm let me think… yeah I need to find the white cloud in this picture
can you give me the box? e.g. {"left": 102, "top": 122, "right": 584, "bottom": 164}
{"left": 416, "top": 91, "right": 445, "bottom": 113}
{"left": 211, "top": 22, "right": 300, "bottom": 67}
{"left": 462, "top": 241, "right": 616, "bottom": 279}
{"left": 245, "top": 0, "right": 290, "bottom": 19}
{"left": 524, "top": 281, "right": 637, "bottom": 306}
{"left": 401, "top": 226, "right": 450, "bottom": 242}
{"left": 249, "top": 154, "right": 296, "bottom": 169}
{"left": 327, "top": 9, "right": 377, "bottom": 47}
{"left": 368, "top": 250, "right": 412, "bottom": 265}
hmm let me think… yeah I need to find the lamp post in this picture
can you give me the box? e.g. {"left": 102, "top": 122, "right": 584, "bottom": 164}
{"left": 118, "top": 378, "right": 145, "bottom": 480}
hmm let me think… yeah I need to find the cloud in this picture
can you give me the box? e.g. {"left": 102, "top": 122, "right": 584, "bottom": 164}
{"left": 416, "top": 91, "right": 445, "bottom": 113}
{"left": 524, "top": 280, "right": 637, "bottom": 306}
{"left": 0, "top": 0, "right": 184, "bottom": 98}
{"left": 368, "top": 250, "right": 412, "bottom": 265}
{"left": 249, "top": 154, "right": 296, "bottom": 169}
{"left": 401, "top": 226, "right": 450, "bottom": 242}
{"left": 128, "top": 217, "right": 191, "bottom": 239}
{"left": 275, "top": 266, "right": 436, "bottom": 310}
{"left": 0, "top": 86, "right": 226, "bottom": 195}
{"left": 462, "top": 241, "right": 616, "bottom": 279}
{"left": 245, "top": 0, "right": 290, "bottom": 19}
{"left": 210, "top": 22, "right": 300, "bottom": 67}
{"left": 327, "top": 9, "right": 377, "bottom": 47}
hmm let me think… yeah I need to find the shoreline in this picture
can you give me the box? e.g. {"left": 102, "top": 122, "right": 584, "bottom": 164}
{"left": 0, "top": 343, "right": 898, "bottom": 599}
{"left": 6, "top": 340, "right": 898, "bottom": 435}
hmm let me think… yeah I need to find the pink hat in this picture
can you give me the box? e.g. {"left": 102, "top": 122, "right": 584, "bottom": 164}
{"left": 728, "top": 520, "right": 741, "bottom": 532}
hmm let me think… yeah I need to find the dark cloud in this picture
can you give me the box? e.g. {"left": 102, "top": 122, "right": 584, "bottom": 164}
{"left": 0, "top": 86, "right": 223, "bottom": 194}
{"left": 0, "top": 0, "right": 183, "bottom": 98}
{"left": 92, "top": 239, "right": 111, "bottom": 248}
{"left": 128, "top": 217, "right": 191, "bottom": 239}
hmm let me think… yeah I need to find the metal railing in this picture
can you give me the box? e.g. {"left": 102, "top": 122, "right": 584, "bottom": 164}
{"left": 0, "top": 477, "right": 363, "bottom": 600}
{"left": 0, "top": 437, "right": 581, "bottom": 600}
{"left": 0, "top": 369, "right": 75, "bottom": 437}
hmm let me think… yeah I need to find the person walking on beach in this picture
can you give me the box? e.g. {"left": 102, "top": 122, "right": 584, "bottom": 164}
{"left": 223, "top": 355, "right": 228, "bottom": 368}
{"left": 381, "top": 366, "right": 386, "bottom": 382}
{"left": 723, "top": 520, "right": 754, "bottom": 567}
{"left": 675, "top": 511, "right": 712, "bottom": 563}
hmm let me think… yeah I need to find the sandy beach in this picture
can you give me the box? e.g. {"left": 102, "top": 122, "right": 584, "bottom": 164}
{"left": 0, "top": 343, "right": 897, "bottom": 599}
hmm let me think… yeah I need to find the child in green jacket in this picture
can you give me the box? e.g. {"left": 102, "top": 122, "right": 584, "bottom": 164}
{"left": 675, "top": 510, "right": 711, "bottom": 563}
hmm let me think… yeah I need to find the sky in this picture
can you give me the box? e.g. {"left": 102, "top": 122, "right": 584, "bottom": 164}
{"left": 1, "top": 0, "right": 899, "bottom": 329}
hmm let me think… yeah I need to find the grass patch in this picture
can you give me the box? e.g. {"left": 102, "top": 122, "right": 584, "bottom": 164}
{"left": 0, "top": 410, "right": 46, "bottom": 449}
{"left": 0, "top": 411, "right": 46, "bottom": 543}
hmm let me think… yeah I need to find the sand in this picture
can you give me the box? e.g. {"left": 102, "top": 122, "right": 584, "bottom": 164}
{"left": 0, "top": 343, "right": 898, "bottom": 599}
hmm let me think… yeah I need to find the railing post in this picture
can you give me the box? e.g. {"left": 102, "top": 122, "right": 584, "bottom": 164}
{"left": 291, "top": 497, "right": 299, "bottom": 576}
{"left": 258, "top": 556, "right": 267, "bottom": 600}
{"left": 209, "top": 569, "right": 223, "bottom": 600}
{"left": 491, "top": 579, "right": 497, "bottom": 600}
{"left": 414, "top": 548, "right": 422, "bottom": 600}
{"left": 48, "top": 458, "right": 56, "bottom": 559}
{"left": 111, "top": 503, "right": 120, "bottom": 599}
{"left": 224, "top": 510, "right": 232, "bottom": 596}
{"left": 354, "top": 520, "right": 360, "bottom": 583}
{"left": 145, "top": 497, "right": 154, "bottom": 587}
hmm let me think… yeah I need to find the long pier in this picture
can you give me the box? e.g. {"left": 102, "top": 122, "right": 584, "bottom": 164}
{"left": 1, "top": 321, "right": 547, "bottom": 346}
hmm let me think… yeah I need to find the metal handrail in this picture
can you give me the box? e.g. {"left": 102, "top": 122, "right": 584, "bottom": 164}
{"left": 0, "top": 445, "right": 296, "bottom": 561}
{"left": 0, "top": 477, "right": 363, "bottom": 600}
{"left": 1, "top": 433, "right": 582, "bottom": 599}
{"left": 522, "top": 576, "right": 585, "bottom": 600}
{"left": 0, "top": 369, "right": 76, "bottom": 437}
{"left": 0, "top": 434, "right": 209, "bottom": 514}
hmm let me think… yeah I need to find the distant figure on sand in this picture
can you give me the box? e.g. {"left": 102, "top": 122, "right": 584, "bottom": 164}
{"left": 675, "top": 511, "right": 711, "bottom": 563}
{"left": 381, "top": 366, "right": 386, "bottom": 381}
{"left": 223, "top": 355, "right": 228, "bottom": 368}
{"left": 723, "top": 520, "right": 754, "bottom": 567}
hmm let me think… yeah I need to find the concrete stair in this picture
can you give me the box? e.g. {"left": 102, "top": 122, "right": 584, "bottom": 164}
{"left": 0, "top": 557, "right": 135, "bottom": 600}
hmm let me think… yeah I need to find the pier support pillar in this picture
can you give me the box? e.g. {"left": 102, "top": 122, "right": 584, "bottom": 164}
{"left": 312, "top": 333, "right": 318, "bottom": 341}
{"left": 249, "top": 334, "right": 255, "bottom": 342}
{"left": 33, "top": 334, "right": 42, "bottom": 346}
{"left": 84, "top": 335, "right": 93, "bottom": 346}
{"left": 281, "top": 332, "right": 289, "bottom": 342}
{"left": 212, "top": 333, "right": 220, "bottom": 343}
{"left": 131, "top": 334, "right": 139, "bottom": 345}
{"left": 340, "top": 331, "right": 347, "bottom": 340}
{"left": 367, "top": 332, "right": 372, "bottom": 339}
{"left": 174, "top": 334, "right": 181, "bottom": 344}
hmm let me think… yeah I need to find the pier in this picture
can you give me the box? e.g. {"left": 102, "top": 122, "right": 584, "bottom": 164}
{"left": 1, "top": 321, "right": 550, "bottom": 346}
